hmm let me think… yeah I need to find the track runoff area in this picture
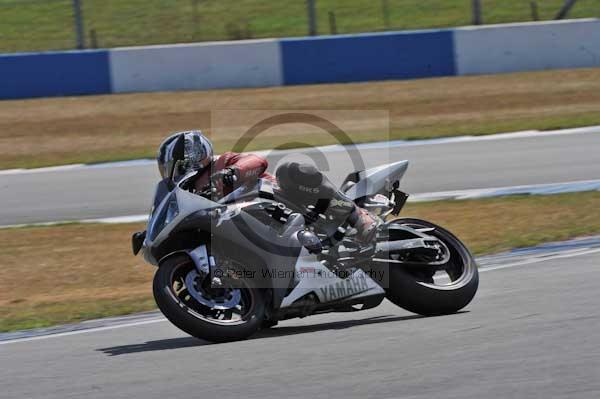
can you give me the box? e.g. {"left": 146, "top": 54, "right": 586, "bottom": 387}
{"left": 0, "top": 124, "right": 599, "bottom": 227}
{"left": 1, "top": 126, "right": 600, "bottom": 398}
{"left": 1, "top": 237, "right": 600, "bottom": 399}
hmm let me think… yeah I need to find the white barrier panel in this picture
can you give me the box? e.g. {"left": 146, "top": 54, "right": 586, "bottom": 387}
{"left": 455, "top": 19, "right": 600, "bottom": 75}
{"left": 109, "top": 39, "right": 283, "bottom": 93}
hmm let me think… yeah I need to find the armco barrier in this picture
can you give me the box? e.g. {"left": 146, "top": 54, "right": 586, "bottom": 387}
{"left": 454, "top": 19, "right": 600, "bottom": 75}
{"left": 0, "top": 50, "right": 111, "bottom": 99}
{"left": 280, "top": 29, "right": 455, "bottom": 85}
{"left": 1, "top": 19, "right": 599, "bottom": 100}
{"left": 109, "top": 40, "right": 283, "bottom": 93}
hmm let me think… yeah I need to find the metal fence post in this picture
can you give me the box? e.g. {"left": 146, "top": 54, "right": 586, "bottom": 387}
{"left": 72, "top": 0, "right": 85, "bottom": 49}
{"left": 555, "top": 0, "right": 579, "bottom": 20}
{"left": 328, "top": 11, "right": 337, "bottom": 35}
{"left": 530, "top": 1, "right": 539, "bottom": 21}
{"left": 472, "top": 0, "right": 482, "bottom": 25}
{"left": 307, "top": 0, "right": 317, "bottom": 36}
{"left": 191, "top": 0, "right": 201, "bottom": 41}
{"left": 89, "top": 29, "right": 98, "bottom": 48}
{"left": 382, "top": 0, "right": 391, "bottom": 30}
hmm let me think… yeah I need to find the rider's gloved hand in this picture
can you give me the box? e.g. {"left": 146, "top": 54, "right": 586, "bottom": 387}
{"left": 221, "top": 167, "right": 239, "bottom": 187}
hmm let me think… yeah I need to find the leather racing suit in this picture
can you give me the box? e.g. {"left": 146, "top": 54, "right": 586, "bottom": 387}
{"left": 193, "top": 151, "right": 276, "bottom": 195}
{"left": 194, "top": 153, "right": 377, "bottom": 244}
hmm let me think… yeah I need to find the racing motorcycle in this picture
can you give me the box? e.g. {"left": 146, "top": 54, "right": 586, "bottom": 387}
{"left": 132, "top": 159, "right": 478, "bottom": 343}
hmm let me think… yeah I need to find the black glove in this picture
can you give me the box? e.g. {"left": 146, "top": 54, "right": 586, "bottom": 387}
{"left": 221, "top": 167, "right": 239, "bottom": 187}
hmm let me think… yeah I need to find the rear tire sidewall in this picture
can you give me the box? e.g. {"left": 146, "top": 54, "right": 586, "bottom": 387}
{"left": 384, "top": 218, "right": 479, "bottom": 316}
{"left": 153, "top": 254, "right": 265, "bottom": 343}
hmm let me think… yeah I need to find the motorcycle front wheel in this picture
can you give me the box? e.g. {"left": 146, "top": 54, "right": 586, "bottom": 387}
{"left": 384, "top": 218, "right": 479, "bottom": 316}
{"left": 153, "top": 254, "right": 265, "bottom": 343}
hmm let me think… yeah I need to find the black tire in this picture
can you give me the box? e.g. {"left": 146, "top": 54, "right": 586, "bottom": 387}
{"left": 261, "top": 319, "right": 279, "bottom": 329}
{"left": 384, "top": 218, "right": 479, "bottom": 316}
{"left": 153, "top": 254, "right": 265, "bottom": 343}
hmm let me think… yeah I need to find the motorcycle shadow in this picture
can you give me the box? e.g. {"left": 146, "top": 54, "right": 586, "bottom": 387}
{"left": 255, "top": 314, "right": 425, "bottom": 339}
{"left": 97, "top": 312, "right": 466, "bottom": 356}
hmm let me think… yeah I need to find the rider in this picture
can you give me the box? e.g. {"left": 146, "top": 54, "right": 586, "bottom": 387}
{"left": 157, "top": 130, "right": 377, "bottom": 244}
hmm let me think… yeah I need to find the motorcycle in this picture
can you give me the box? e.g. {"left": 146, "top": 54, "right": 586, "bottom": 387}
{"left": 132, "top": 159, "right": 478, "bottom": 342}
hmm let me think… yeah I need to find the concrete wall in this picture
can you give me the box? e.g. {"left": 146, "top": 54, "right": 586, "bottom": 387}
{"left": 109, "top": 39, "right": 283, "bottom": 93}
{"left": 454, "top": 19, "right": 600, "bottom": 75}
{"left": 1, "top": 19, "right": 599, "bottom": 100}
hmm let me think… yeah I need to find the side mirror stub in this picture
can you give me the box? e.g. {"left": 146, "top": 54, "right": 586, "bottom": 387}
{"left": 132, "top": 230, "right": 147, "bottom": 255}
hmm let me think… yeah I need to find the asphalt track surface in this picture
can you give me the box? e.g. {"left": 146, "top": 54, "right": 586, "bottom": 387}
{"left": 2, "top": 245, "right": 599, "bottom": 399}
{"left": 1, "top": 129, "right": 600, "bottom": 225}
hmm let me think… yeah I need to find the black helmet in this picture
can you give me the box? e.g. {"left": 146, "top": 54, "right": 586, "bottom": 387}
{"left": 157, "top": 130, "right": 213, "bottom": 180}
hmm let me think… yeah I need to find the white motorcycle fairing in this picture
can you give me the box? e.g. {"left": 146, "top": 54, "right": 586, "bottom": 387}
{"left": 342, "top": 160, "right": 409, "bottom": 200}
{"left": 280, "top": 248, "right": 385, "bottom": 308}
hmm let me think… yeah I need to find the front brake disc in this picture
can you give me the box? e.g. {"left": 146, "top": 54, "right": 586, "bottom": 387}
{"left": 184, "top": 269, "right": 241, "bottom": 310}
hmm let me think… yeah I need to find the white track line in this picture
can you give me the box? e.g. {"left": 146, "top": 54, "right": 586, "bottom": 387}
{"left": 409, "top": 178, "right": 600, "bottom": 202}
{"left": 478, "top": 248, "right": 600, "bottom": 272}
{"left": 2, "top": 178, "right": 599, "bottom": 228}
{"left": 0, "top": 214, "right": 150, "bottom": 229}
{"left": 2, "top": 242, "right": 599, "bottom": 346}
{"left": 1, "top": 125, "right": 599, "bottom": 176}
{"left": 0, "top": 318, "right": 167, "bottom": 345}
{"left": 256, "top": 125, "right": 600, "bottom": 155}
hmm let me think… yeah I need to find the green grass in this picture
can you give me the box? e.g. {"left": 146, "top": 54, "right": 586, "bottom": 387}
{"left": 402, "top": 192, "right": 600, "bottom": 255}
{"left": 2, "top": 67, "right": 600, "bottom": 170}
{"left": 15, "top": 114, "right": 598, "bottom": 170}
{"left": 0, "top": 0, "right": 597, "bottom": 52}
{"left": 1, "top": 191, "right": 600, "bottom": 332}
{"left": 0, "top": 297, "right": 157, "bottom": 332}
{"left": 6, "top": 115, "right": 600, "bottom": 171}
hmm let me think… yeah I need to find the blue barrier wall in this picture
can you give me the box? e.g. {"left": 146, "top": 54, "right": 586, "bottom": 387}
{"left": 280, "top": 30, "right": 455, "bottom": 85}
{"left": 1, "top": 19, "right": 599, "bottom": 100}
{"left": 0, "top": 50, "right": 111, "bottom": 99}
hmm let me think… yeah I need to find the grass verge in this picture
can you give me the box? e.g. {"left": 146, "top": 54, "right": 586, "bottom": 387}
{"left": 2, "top": 68, "right": 600, "bottom": 170}
{"left": 0, "top": 0, "right": 596, "bottom": 52}
{"left": 1, "top": 191, "right": 599, "bottom": 332}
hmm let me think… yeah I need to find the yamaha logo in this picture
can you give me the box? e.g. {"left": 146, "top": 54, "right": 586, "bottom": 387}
{"left": 319, "top": 275, "right": 370, "bottom": 301}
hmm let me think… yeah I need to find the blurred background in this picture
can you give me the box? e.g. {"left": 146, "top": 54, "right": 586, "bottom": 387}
{"left": 0, "top": 0, "right": 596, "bottom": 53}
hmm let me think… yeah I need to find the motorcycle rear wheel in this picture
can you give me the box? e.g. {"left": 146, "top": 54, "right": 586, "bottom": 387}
{"left": 384, "top": 218, "right": 478, "bottom": 316}
{"left": 153, "top": 254, "right": 265, "bottom": 343}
